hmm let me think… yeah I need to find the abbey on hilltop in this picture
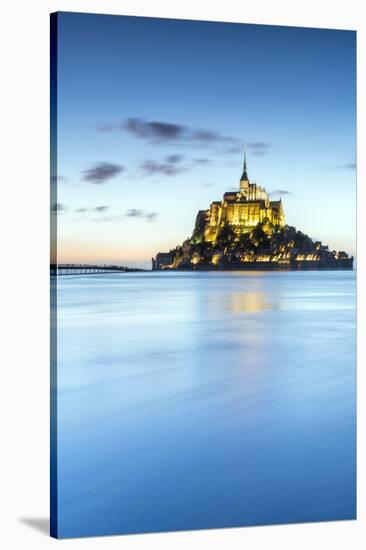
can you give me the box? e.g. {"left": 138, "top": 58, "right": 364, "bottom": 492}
{"left": 202, "top": 150, "right": 284, "bottom": 243}
{"left": 152, "top": 150, "right": 353, "bottom": 271}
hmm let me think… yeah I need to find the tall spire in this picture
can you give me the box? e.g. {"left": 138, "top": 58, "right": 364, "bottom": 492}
{"left": 241, "top": 145, "right": 248, "bottom": 181}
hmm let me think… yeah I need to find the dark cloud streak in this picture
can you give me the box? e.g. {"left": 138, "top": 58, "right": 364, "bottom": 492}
{"left": 126, "top": 209, "right": 144, "bottom": 218}
{"left": 165, "top": 154, "right": 183, "bottom": 164}
{"left": 146, "top": 212, "right": 158, "bottom": 222}
{"left": 75, "top": 206, "right": 109, "bottom": 213}
{"left": 126, "top": 209, "right": 158, "bottom": 222}
{"left": 83, "top": 162, "right": 124, "bottom": 184}
{"left": 247, "top": 142, "right": 271, "bottom": 156}
{"left": 117, "top": 117, "right": 239, "bottom": 147}
{"left": 270, "top": 189, "right": 292, "bottom": 196}
{"left": 194, "top": 158, "right": 210, "bottom": 165}
{"left": 340, "top": 163, "right": 356, "bottom": 170}
{"left": 140, "top": 159, "right": 186, "bottom": 177}
{"left": 124, "top": 118, "right": 184, "bottom": 141}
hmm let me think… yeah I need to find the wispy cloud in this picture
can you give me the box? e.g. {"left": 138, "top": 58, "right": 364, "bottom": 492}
{"left": 222, "top": 146, "right": 242, "bottom": 154}
{"left": 99, "top": 117, "right": 238, "bottom": 147}
{"left": 191, "top": 129, "right": 236, "bottom": 144}
{"left": 247, "top": 142, "right": 271, "bottom": 156}
{"left": 126, "top": 209, "right": 144, "bottom": 218}
{"left": 124, "top": 118, "right": 184, "bottom": 141}
{"left": 126, "top": 209, "right": 158, "bottom": 222}
{"left": 219, "top": 142, "right": 271, "bottom": 156}
{"left": 76, "top": 206, "right": 109, "bottom": 213}
{"left": 75, "top": 207, "right": 158, "bottom": 224}
{"left": 270, "top": 189, "right": 292, "bottom": 196}
{"left": 339, "top": 162, "right": 356, "bottom": 170}
{"left": 165, "top": 154, "right": 184, "bottom": 164}
{"left": 140, "top": 153, "right": 215, "bottom": 177}
{"left": 193, "top": 158, "right": 210, "bottom": 165}
{"left": 140, "top": 159, "right": 186, "bottom": 177}
{"left": 82, "top": 162, "right": 124, "bottom": 183}
{"left": 96, "top": 118, "right": 272, "bottom": 165}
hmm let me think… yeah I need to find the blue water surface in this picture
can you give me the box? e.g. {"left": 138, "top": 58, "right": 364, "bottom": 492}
{"left": 55, "top": 270, "right": 356, "bottom": 537}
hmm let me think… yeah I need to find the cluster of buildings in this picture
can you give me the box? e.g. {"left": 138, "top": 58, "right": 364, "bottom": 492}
{"left": 152, "top": 151, "right": 353, "bottom": 271}
{"left": 202, "top": 151, "right": 284, "bottom": 243}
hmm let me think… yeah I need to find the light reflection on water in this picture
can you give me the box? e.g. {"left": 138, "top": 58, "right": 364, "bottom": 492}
{"left": 229, "top": 291, "right": 278, "bottom": 313}
{"left": 55, "top": 270, "right": 356, "bottom": 538}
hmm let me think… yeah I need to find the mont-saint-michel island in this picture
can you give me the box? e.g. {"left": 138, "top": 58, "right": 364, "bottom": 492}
{"left": 152, "top": 151, "right": 353, "bottom": 271}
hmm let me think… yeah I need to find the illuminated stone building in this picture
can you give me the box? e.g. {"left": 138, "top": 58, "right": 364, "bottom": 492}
{"left": 202, "top": 150, "right": 284, "bottom": 243}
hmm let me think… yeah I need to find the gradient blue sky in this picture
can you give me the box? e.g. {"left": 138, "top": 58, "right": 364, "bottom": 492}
{"left": 54, "top": 12, "right": 356, "bottom": 268}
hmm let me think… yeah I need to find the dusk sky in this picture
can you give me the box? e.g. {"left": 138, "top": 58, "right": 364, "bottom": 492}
{"left": 54, "top": 12, "right": 356, "bottom": 268}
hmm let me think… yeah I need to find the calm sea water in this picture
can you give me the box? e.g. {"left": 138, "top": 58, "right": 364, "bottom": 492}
{"left": 55, "top": 270, "right": 356, "bottom": 538}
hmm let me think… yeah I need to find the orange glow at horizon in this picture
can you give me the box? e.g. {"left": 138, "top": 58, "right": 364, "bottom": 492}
{"left": 57, "top": 241, "right": 163, "bottom": 265}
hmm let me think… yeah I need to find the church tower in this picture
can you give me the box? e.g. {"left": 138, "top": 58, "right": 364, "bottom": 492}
{"left": 240, "top": 147, "right": 250, "bottom": 196}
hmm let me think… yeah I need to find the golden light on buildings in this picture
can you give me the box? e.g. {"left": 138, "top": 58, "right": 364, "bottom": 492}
{"left": 202, "top": 150, "right": 285, "bottom": 245}
{"left": 152, "top": 148, "right": 353, "bottom": 271}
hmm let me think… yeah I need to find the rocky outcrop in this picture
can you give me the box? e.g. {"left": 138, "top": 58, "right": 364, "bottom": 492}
{"left": 154, "top": 221, "right": 353, "bottom": 270}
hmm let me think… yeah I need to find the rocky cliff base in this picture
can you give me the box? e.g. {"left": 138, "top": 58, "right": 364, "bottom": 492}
{"left": 163, "top": 222, "right": 353, "bottom": 270}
